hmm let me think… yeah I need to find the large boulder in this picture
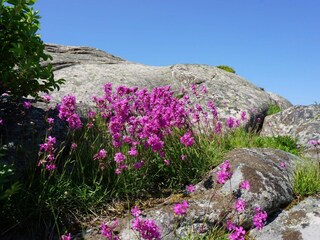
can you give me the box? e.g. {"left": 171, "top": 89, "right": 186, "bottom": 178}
{"left": 249, "top": 196, "right": 320, "bottom": 240}
{"left": 44, "top": 43, "right": 290, "bottom": 127}
{"left": 260, "top": 105, "right": 320, "bottom": 160}
{"left": 81, "top": 148, "right": 300, "bottom": 239}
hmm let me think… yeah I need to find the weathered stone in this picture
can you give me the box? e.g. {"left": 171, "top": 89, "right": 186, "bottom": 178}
{"left": 260, "top": 105, "right": 320, "bottom": 160}
{"left": 43, "top": 43, "right": 291, "bottom": 129}
{"left": 249, "top": 196, "right": 320, "bottom": 240}
{"left": 267, "top": 92, "right": 293, "bottom": 111}
{"left": 81, "top": 148, "right": 300, "bottom": 239}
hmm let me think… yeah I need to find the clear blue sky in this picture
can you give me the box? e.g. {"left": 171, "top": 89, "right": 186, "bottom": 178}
{"left": 34, "top": 0, "right": 320, "bottom": 105}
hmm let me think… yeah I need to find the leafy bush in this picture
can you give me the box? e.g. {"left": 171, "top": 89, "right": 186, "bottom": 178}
{"left": 0, "top": 0, "right": 64, "bottom": 98}
{"left": 216, "top": 65, "right": 236, "bottom": 74}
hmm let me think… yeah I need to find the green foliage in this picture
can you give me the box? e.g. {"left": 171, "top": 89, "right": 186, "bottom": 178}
{"left": 293, "top": 160, "right": 320, "bottom": 196}
{"left": 266, "top": 104, "right": 281, "bottom": 115}
{"left": 216, "top": 65, "right": 236, "bottom": 74}
{"left": 0, "top": 0, "right": 64, "bottom": 98}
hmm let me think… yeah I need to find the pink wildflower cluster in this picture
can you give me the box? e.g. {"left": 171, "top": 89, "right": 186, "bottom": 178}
{"left": 180, "top": 131, "right": 194, "bottom": 147}
{"left": 114, "top": 152, "right": 127, "bottom": 174}
{"left": 91, "top": 84, "right": 192, "bottom": 167}
{"left": 61, "top": 233, "right": 71, "bottom": 240}
{"left": 100, "top": 220, "right": 120, "bottom": 240}
{"left": 38, "top": 136, "right": 57, "bottom": 171}
{"left": 58, "top": 95, "right": 82, "bottom": 130}
{"left": 253, "top": 207, "right": 268, "bottom": 230}
{"left": 216, "top": 160, "right": 233, "bottom": 184}
{"left": 226, "top": 221, "right": 246, "bottom": 240}
{"left": 215, "top": 163, "right": 268, "bottom": 238}
{"left": 308, "top": 139, "right": 320, "bottom": 147}
{"left": 131, "top": 206, "right": 161, "bottom": 240}
{"left": 173, "top": 200, "right": 189, "bottom": 215}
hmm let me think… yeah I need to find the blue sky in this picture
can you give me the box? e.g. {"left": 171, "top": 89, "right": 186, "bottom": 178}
{"left": 34, "top": 0, "right": 319, "bottom": 105}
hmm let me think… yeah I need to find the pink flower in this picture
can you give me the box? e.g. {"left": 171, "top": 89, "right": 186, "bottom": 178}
{"left": 87, "top": 110, "right": 96, "bottom": 119}
{"left": 239, "top": 180, "right": 250, "bottom": 191}
{"left": 128, "top": 147, "right": 138, "bottom": 156}
{"left": 180, "top": 131, "right": 194, "bottom": 147}
{"left": 226, "top": 116, "right": 235, "bottom": 128}
{"left": 114, "top": 152, "right": 126, "bottom": 163}
{"left": 253, "top": 207, "right": 267, "bottom": 230}
{"left": 164, "top": 159, "right": 170, "bottom": 165}
{"left": 101, "top": 221, "right": 119, "bottom": 240}
{"left": 42, "top": 94, "right": 51, "bottom": 103}
{"left": 133, "top": 160, "right": 144, "bottom": 170}
{"left": 186, "top": 184, "right": 196, "bottom": 193}
{"left": 235, "top": 199, "right": 246, "bottom": 212}
{"left": 131, "top": 206, "right": 141, "bottom": 217}
{"left": 23, "top": 101, "right": 32, "bottom": 109}
{"left": 216, "top": 160, "right": 233, "bottom": 184}
{"left": 61, "top": 233, "right": 71, "bottom": 240}
{"left": 93, "top": 149, "right": 107, "bottom": 160}
{"left": 71, "top": 143, "right": 77, "bottom": 150}
{"left": 308, "top": 139, "right": 320, "bottom": 146}
{"left": 173, "top": 200, "right": 189, "bottom": 215}
{"left": 0, "top": 118, "right": 3, "bottom": 125}
{"left": 132, "top": 217, "right": 161, "bottom": 240}
{"left": 240, "top": 111, "right": 247, "bottom": 121}
{"left": 226, "top": 219, "right": 235, "bottom": 231}
{"left": 181, "top": 154, "right": 186, "bottom": 160}
{"left": 228, "top": 226, "right": 246, "bottom": 240}
{"left": 280, "top": 161, "right": 286, "bottom": 169}
{"left": 215, "top": 121, "right": 222, "bottom": 134}
{"left": 47, "top": 117, "right": 54, "bottom": 124}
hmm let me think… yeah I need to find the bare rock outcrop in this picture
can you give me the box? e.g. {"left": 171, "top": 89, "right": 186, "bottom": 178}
{"left": 250, "top": 196, "right": 320, "bottom": 240}
{"left": 44, "top": 44, "right": 290, "bottom": 127}
{"left": 260, "top": 105, "right": 320, "bottom": 160}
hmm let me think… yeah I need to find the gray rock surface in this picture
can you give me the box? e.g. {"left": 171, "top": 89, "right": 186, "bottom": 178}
{"left": 81, "top": 148, "right": 300, "bottom": 239}
{"left": 44, "top": 43, "right": 290, "bottom": 126}
{"left": 260, "top": 105, "right": 320, "bottom": 159}
{"left": 249, "top": 196, "right": 320, "bottom": 240}
{"left": 267, "top": 92, "right": 293, "bottom": 111}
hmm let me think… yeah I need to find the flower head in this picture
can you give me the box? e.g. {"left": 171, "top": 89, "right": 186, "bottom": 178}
{"left": 239, "top": 180, "right": 250, "bottom": 191}
{"left": 253, "top": 207, "right": 267, "bottom": 230}
{"left": 186, "top": 184, "right": 196, "bottom": 193}
{"left": 94, "top": 149, "right": 107, "bottom": 160}
{"left": 228, "top": 225, "right": 245, "bottom": 240}
{"left": 180, "top": 131, "right": 194, "bottom": 147}
{"left": 131, "top": 206, "right": 141, "bottom": 217}
{"left": 235, "top": 199, "right": 246, "bottom": 212}
{"left": 217, "top": 160, "right": 233, "bottom": 184}
{"left": 173, "top": 200, "right": 189, "bottom": 215}
{"left": 23, "top": 101, "right": 32, "bottom": 109}
{"left": 61, "top": 233, "right": 71, "bottom": 240}
{"left": 132, "top": 217, "right": 161, "bottom": 240}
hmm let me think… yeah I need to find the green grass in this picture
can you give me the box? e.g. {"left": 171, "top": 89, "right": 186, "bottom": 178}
{"left": 266, "top": 104, "right": 282, "bottom": 115}
{"left": 293, "top": 160, "right": 320, "bottom": 196}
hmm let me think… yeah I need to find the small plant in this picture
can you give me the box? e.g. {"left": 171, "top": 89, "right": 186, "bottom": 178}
{"left": 266, "top": 104, "right": 281, "bottom": 115}
{"left": 216, "top": 65, "right": 236, "bottom": 74}
{"left": 293, "top": 160, "right": 320, "bottom": 197}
